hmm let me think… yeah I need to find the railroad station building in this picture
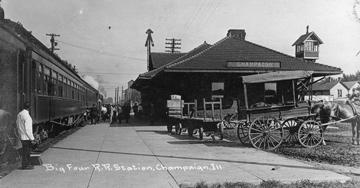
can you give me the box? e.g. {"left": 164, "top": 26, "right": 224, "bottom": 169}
{"left": 131, "top": 29, "right": 342, "bottom": 119}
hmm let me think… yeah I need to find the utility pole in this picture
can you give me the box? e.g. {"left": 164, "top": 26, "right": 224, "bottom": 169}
{"left": 121, "top": 86, "right": 124, "bottom": 103}
{"left": 165, "top": 38, "right": 181, "bottom": 53}
{"left": 46, "top": 33, "right": 60, "bottom": 53}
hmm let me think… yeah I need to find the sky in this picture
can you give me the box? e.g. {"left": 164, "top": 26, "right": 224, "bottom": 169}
{"left": 2, "top": 0, "right": 360, "bottom": 99}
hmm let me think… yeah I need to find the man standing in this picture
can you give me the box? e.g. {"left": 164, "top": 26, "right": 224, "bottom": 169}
{"left": 90, "top": 104, "right": 98, "bottom": 124}
{"left": 16, "top": 102, "right": 35, "bottom": 170}
{"left": 132, "top": 103, "right": 138, "bottom": 118}
{"left": 123, "top": 101, "right": 131, "bottom": 123}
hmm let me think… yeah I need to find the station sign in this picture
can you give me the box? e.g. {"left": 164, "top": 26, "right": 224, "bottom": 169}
{"left": 226, "top": 61, "right": 281, "bottom": 68}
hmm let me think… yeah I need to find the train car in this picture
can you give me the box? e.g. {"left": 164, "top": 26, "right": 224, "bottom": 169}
{"left": 0, "top": 10, "right": 99, "bottom": 153}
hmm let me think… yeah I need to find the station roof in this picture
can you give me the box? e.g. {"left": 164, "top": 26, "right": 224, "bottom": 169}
{"left": 150, "top": 52, "right": 185, "bottom": 69}
{"left": 133, "top": 30, "right": 342, "bottom": 89}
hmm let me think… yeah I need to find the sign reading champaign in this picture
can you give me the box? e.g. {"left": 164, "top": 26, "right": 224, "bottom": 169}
{"left": 227, "top": 61, "right": 281, "bottom": 68}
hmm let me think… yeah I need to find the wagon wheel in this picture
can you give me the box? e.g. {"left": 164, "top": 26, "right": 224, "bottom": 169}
{"left": 282, "top": 118, "right": 299, "bottom": 144}
{"left": 188, "top": 127, "right": 194, "bottom": 137}
{"left": 199, "top": 127, "right": 204, "bottom": 140}
{"left": 237, "top": 122, "right": 250, "bottom": 145}
{"left": 249, "top": 116, "right": 283, "bottom": 150}
{"left": 229, "top": 113, "right": 238, "bottom": 129}
{"left": 298, "top": 120, "right": 323, "bottom": 148}
{"left": 175, "top": 123, "right": 182, "bottom": 135}
{"left": 218, "top": 122, "right": 224, "bottom": 140}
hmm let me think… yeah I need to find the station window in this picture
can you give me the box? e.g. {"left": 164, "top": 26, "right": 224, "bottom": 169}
{"left": 212, "top": 82, "right": 224, "bottom": 98}
{"left": 305, "top": 41, "right": 314, "bottom": 52}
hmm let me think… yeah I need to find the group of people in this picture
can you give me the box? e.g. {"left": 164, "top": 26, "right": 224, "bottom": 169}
{"left": 87, "top": 102, "right": 133, "bottom": 124}
{"left": 15, "top": 101, "right": 150, "bottom": 170}
{"left": 109, "top": 102, "right": 132, "bottom": 124}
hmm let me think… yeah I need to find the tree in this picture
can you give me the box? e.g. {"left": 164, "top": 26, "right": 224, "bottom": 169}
{"left": 342, "top": 70, "right": 360, "bottom": 82}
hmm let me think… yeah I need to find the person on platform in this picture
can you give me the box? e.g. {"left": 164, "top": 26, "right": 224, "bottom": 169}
{"left": 90, "top": 104, "right": 98, "bottom": 124}
{"left": 132, "top": 103, "right": 139, "bottom": 118}
{"left": 123, "top": 101, "right": 131, "bottom": 123}
{"left": 16, "top": 102, "right": 35, "bottom": 170}
{"left": 149, "top": 103, "right": 155, "bottom": 125}
{"left": 109, "top": 105, "right": 117, "bottom": 124}
{"left": 117, "top": 105, "right": 122, "bottom": 124}
{"left": 138, "top": 104, "right": 143, "bottom": 118}
{"left": 100, "top": 105, "right": 107, "bottom": 122}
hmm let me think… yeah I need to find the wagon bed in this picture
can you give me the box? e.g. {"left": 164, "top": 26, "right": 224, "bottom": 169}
{"left": 236, "top": 71, "right": 324, "bottom": 150}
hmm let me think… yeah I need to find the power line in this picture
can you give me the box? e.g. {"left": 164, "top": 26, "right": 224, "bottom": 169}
{"left": 186, "top": 0, "right": 217, "bottom": 38}
{"left": 57, "top": 40, "right": 146, "bottom": 61}
{"left": 179, "top": 0, "right": 209, "bottom": 39}
{"left": 193, "top": 0, "right": 223, "bottom": 39}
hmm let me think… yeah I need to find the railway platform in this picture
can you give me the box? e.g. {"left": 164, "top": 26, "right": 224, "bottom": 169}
{"left": 0, "top": 117, "right": 351, "bottom": 188}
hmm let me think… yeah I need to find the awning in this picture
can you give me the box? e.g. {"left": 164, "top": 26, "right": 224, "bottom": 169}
{"left": 242, "top": 71, "right": 313, "bottom": 84}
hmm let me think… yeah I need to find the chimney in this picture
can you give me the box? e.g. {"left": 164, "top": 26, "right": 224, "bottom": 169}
{"left": 0, "top": 6, "right": 4, "bottom": 22}
{"left": 227, "top": 29, "right": 246, "bottom": 40}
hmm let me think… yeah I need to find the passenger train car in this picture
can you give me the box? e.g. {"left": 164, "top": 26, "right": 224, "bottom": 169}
{"left": 0, "top": 10, "right": 100, "bottom": 144}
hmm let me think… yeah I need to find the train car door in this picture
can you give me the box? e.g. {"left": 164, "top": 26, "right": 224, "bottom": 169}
{"left": 17, "top": 51, "right": 26, "bottom": 112}
{"left": 31, "top": 59, "right": 37, "bottom": 120}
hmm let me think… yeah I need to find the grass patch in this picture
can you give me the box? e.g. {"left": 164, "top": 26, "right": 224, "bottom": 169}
{"left": 179, "top": 179, "right": 360, "bottom": 188}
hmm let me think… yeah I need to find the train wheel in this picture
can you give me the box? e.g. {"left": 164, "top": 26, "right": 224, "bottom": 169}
{"left": 298, "top": 120, "right": 323, "bottom": 148}
{"left": 237, "top": 122, "right": 250, "bottom": 145}
{"left": 199, "top": 127, "right": 204, "bottom": 140}
{"left": 249, "top": 116, "right": 283, "bottom": 150}
{"left": 282, "top": 118, "right": 299, "bottom": 144}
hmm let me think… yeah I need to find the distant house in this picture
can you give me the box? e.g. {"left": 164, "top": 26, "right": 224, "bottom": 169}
{"left": 341, "top": 81, "right": 360, "bottom": 96}
{"left": 311, "top": 81, "right": 348, "bottom": 101}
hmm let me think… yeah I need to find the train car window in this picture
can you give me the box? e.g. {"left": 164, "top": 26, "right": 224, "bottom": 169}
{"left": 52, "top": 71, "right": 58, "bottom": 96}
{"left": 44, "top": 66, "right": 50, "bottom": 95}
{"left": 37, "top": 64, "right": 43, "bottom": 94}
{"left": 58, "top": 74, "right": 63, "bottom": 97}
{"left": 63, "top": 77, "right": 67, "bottom": 98}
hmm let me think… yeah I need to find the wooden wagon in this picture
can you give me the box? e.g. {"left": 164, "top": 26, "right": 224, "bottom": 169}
{"left": 167, "top": 95, "right": 224, "bottom": 141}
{"left": 236, "top": 71, "right": 325, "bottom": 150}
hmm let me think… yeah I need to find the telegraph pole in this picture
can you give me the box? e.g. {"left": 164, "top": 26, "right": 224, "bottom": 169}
{"left": 46, "top": 33, "right": 60, "bottom": 53}
{"left": 165, "top": 38, "right": 181, "bottom": 53}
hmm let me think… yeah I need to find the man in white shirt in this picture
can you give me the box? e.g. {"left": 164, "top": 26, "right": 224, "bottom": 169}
{"left": 16, "top": 102, "right": 35, "bottom": 170}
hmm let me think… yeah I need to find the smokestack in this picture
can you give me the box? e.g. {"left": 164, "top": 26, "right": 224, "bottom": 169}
{"left": 227, "top": 29, "right": 246, "bottom": 40}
